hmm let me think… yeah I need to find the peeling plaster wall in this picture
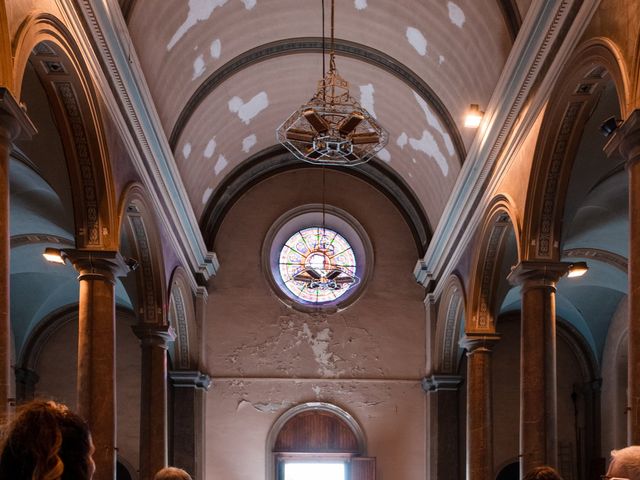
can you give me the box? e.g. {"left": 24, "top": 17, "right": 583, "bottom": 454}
{"left": 207, "top": 168, "right": 426, "bottom": 479}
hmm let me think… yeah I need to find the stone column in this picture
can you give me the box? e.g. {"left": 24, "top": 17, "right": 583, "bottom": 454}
{"left": 460, "top": 334, "right": 500, "bottom": 480}
{"left": 0, "top": 88, "right": 35, "bottom": 418}
{"left": 132, "top": 324, "right": 175, "bottom": 480}
{"left": 67, "top": 251, "right": 131, "bottom": 480}
{"left": 508, "top": 261, "right": 568, "bottom": 475}
{"left": 14, "top": 366, "right": 39, "bottom": 403}
{"left": 169, "top": 371, "right": 211, "bottom": 480}
{"left": 604, "top": 110, "right": 640, "bottom": 444}
{"left": 423, "top": 374, "right": 463, "bottom": 480}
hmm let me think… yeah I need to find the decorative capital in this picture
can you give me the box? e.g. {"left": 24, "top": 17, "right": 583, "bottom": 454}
{"left": 61, "top": 250, "right": 135, "bottom": 284}
{"left": 169, "top": 370, "right": 212, "bottom": 390}
{"left": 132, "top": 324, "right": 176, "bottom": 348}
{"left": 421, "top": 374, "right": 463, "bottom": 392}
{"left": 507, "top": 261, "right": 570, "bottom": 287}
{"left": 604, "top": 109, "right": 640, "bottom": 166}
{"left": 0, "top": 87, "right": 37, "bottom": 141}
{"left": 459, "top": 333, "right": 501, "bottom": 353}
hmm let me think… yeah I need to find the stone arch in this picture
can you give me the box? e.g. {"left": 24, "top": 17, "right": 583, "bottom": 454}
{"left": 265, "top": 402, "right": 366, "bottom": 480}
{"left": 12, "top": 12, "right": 117, "bottom": 250}
{"left": 523, "top": 40, "right": 628, "bottom": 262}
{"left": 118, "top": 183, "right": 167, "bottom": 326}
{"left": 167, "top": 266, "right": 199, "bottom": 370}
{"left": 467, "top": 196, "right": 520, "bottom": 334}
{"left": 434, "top": 274, "right": 466, "bottom": 374}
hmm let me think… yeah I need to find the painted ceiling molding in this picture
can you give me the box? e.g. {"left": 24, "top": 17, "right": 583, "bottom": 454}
{"left": 562, "top": 248, "right": 628, "bottom": 273}
{"left": 167, "top": 37, "right": 466, "bottom": 164}
{"left": 10, "top": 233, "right": 74, "bottom": 249}
{"left": 199, "top": 145, "right": 431, "bottom": 255}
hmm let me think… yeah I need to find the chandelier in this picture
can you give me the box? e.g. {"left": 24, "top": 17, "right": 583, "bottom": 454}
{"left": 276, "top": 0, "right": 388, "bottom": 166}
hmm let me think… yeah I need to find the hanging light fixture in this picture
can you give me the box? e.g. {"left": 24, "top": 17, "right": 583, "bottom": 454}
{"left": 276, "top": 0, "right": 388, "bottom": 166}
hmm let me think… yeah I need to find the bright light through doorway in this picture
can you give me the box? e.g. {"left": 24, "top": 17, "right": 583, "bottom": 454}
{"left": 284, "top": 462, "right": 345, "bottom": 480}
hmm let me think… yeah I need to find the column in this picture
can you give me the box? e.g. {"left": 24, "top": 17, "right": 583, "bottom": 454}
{"left": 169, "top": 371, "right": 211, "bottom": 480}
{"left": 604, "top": 110, "right": 640, "bottom": 444}
{"left": 132, "top": 324, "right": 175, "bottom": 480}
{"left": 14, "top": 367, "right": 39, "bottom": 403}
{"left": 508, "top": 261, "right": 567, "bottom": 475}
{"left": 423, "top": 374, "right": 463, "bottom": 480}
{"left": 0, "top": 88, "right": 35, "bottom": 418}
{"left": 460, "top": 334, "right": 500, "bottom": 480}
{"left": 67, "top": 250, "right": 131, "bottom": 480}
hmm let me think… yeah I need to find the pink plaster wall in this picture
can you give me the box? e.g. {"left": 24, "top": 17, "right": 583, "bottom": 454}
{"left": 206, "top": 168, "right": 426, "bottom": 479}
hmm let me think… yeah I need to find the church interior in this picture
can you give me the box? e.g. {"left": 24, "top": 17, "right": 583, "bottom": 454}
{"left": 2, "top": 0, "right": 640, "bottom": 479}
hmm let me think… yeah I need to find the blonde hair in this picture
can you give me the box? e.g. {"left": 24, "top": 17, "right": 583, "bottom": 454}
{"left": 154, "top": 467, "right": 193, "bottom": 480}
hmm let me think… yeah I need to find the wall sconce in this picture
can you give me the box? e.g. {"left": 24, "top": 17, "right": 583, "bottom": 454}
{"left": 42, "top": 247, "right": 67, "bottom": 264}
{"left": 464, "top": 104, "right": 484, "bottom": 128}
{"left": 567, "top": 261, "right": 588, "bottom": 278}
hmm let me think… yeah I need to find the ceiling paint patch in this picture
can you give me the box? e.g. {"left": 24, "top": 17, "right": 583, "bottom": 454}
{"left": 167, "top": 0, "right": 229, "bottom": 51}
{"left": 354, "top": 0, "right": 367, "bottom": 10}
{"left": 447, "top": 2, "right": 465, "bottom": 28}
{"left": 214, "top": 154, "right": 228, "bottom": 176}
{"left": 397, "top": 132, "right": 408, "bottom": 149}
{"left": 182, "top": 142, "right": 192, "bottom": 159}
{"left": 202, "top": 187, "right": 213, "bottom": 205}
{"left": 406, "top": 27, "right": 427, "bottom": 56}
{"left": 439, "top": 55, "right": 445, "bottom": 65}
{"left": 192, "top": 54, "right": 206, "bottom": 79}
{"left": 377, "top": 148, "right": 391, "bottom": 163}
{"left": 210, "top": 39, "right": 221, "bottom": 59}
{"left": 204, "top": 137, "right": 217, "bottom": 158}
{"left": 241, "top": 0, "right": 257, "bottom": 9}
{"left": 409, "top": 130, "right": 449, "bottom": 176}
{"left": 228, "top": 91, "right": 269, "bottom": 124}
{"left": 359, "top": 84, "right": 377, "bottom": 119}
{"left": 242, "top": 134, "right": 257, "bottom": 153}
{"left": 413, "top": 92, "right": 455, "bottom": 156}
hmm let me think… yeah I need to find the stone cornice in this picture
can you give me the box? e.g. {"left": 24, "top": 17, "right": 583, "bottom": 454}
{"left": 169, "top": 370, "right": 212, "bottom": 391}
{"left": 414, "top": 0, "right": 602, "bottom": 289}
{"left": 0, "top": 87, "right": 36, "bottom": 140}
{"left": 66, "top": 0, "right": 218, "bottom": 283}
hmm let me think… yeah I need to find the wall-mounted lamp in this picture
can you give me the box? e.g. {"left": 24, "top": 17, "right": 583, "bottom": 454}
{"left": 464, "top": 104, "right": 484, "bottom": 128}
{"left": 43, "top": 247, "right": 67, "bottom": 264}
{"left": 600, "top": 116, "right": 621, "bottom": 137}
{"left": 567, "top": 261, "right": 588, "bottom": 278}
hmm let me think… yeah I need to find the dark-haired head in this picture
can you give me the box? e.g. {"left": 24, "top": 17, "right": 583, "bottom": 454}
{"left": 0, "top": 400, "right": 94, "bottom": 480}
{"left": 523, "top": 466, "right": 564, "bottom": 480}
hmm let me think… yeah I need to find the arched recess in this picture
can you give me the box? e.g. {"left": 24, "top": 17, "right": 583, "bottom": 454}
{"left": 167, "top": 266, "right": 199, "bottom": 370}
{"left": 523, "top": 40, "right": 628, "bottom": 262}
{"left": 467, "top": 196, "right": 520, "bottom": 334}
{"left": 434, "top": 274, "right": 466, "bottom": 374}
{"left": 12, "top": 13, "right": 117, "bottom": 250}
{"left": 266, "top": 402, "right": 368, "bottom": 480}
{"left": 118, "top": 183, "right": 167, "bottom": 326}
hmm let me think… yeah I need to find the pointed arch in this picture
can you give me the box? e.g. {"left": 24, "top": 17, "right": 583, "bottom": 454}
{"left": 434, "top": 274, "right": 466, "bottom": 374}
{"left": 118, "top": 183, "right": 167, "bottom": 326}
{"left": 523, "top": 40, "right": 628, "bottom": 261}
{"left": 467, "top": 195, "right": 520, "bottom": 334}
{"left": 12, "top": 12, "right": 117, "bottom": 250}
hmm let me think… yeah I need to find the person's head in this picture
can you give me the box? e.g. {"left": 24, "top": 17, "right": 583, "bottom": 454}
{"left": 607, "top": 446, "right": 640, "bottom": 480}
{"left": 154, "top": 466, "right": 192, "bottom": 480}
{"left": 523, "top": 466, "right": 564, "bottom": 480}
{"left": 0, "top": 400, "right": 94, "bottom": 480}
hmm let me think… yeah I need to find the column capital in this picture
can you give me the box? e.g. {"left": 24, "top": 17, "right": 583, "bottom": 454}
{"left": 0, "top": 87, "right": 37, "bottom": 141}
{"left": 132, "top": 324, "right": 176, "bottom": 349}
{"left": 604, "top": 109, "right": 640, "bottom": 166}
{"left": 460, "top": 333, "right": 501, "bottom": 353}
{"left": 507, "top": 261, "right": 569, "bottom": 287}
{"left": 422, "top": 374, "right": 463, "bottom": 392}
{"left": 61, "top": 250, "right": 135, "bottom": 284}
{"left": 169, "top": 370, "right": 212, "bottom": 390}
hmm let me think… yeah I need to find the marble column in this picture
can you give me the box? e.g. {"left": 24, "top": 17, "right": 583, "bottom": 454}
{"left": 132, "top": 324, "right": 175, "bottom": 480}
{"left": 604, "top": 110, "right": 640, "bottom": 444}
{"left": 67, "top": 251, "right": 131, "bottom": 480}
{"left": 169, "top": 370, "right": 211, "bottom": 480}
{"left": 460, "top": 334, "right": 500, "bottom": 480}
{"left": 0, "top": 88, "right": 35, "bottom": 418}
{"left": 14, "top": 366, "right": 39, "bottom": 403}
{"left": 423, "top": 374, "right": 463, "bottom": 480}
{"left": 508, "top": 261, "right": 568, "bottom": 475}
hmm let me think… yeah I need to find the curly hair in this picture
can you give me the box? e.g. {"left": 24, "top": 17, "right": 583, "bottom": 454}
{"left": 0, "top": 400, "right": 93, "bottom": 480}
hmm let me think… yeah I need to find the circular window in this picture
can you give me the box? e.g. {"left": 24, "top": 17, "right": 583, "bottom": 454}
{"left": 264, "top": 205, "right": 372, "bottom": 310}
